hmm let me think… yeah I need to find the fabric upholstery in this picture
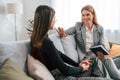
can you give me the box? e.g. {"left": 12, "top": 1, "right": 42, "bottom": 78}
{"left": 0, "top": 58, "right": 33, "bottom": 80}
{"left": 0, "top": 34, "right": 119, "bottom": 80}
{"left": 49, "top": 33, "right": 65, "bottom": 53}
{"left": 106, "top": 44, "right": 120, "bottom": 58}
{"left": 0, "top": 40, "right": 31, "bottom": 73}
{"left": 61, "top": 35, "right": 78, "bottom": 62}
{"left": 27, "top": 54, "right": 55, "bottom": 80}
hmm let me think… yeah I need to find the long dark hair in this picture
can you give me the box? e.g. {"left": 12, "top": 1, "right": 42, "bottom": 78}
{"left": 30, "top": 5, "right": 55, "bottom": 64}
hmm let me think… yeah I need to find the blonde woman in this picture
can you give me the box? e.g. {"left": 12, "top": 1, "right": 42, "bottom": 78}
{"left": 57, "top": 5, "right": 120, "bottom": 79}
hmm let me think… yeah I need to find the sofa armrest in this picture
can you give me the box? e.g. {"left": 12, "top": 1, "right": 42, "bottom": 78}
{"left": 109, "top": 42, "right": 120, "bottom": 48}
{"left": 108, "top": 42, "right": 120, "bottom": 69}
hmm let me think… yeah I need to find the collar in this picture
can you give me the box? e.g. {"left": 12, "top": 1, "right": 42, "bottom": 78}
{"left": 85, "top": 24, "right": 95, "bottom": 32}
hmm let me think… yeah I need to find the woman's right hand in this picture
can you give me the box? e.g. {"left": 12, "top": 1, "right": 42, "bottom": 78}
{"left": 80, "top": 63, "right": 90, "bottom": 72}
{"left": 96, "top": 51, "right": 105, "bottom": 59}
{"left": 56, "top": 27, "right": 68, "bottom": 37}
{"left": 79, "top": 59, "right": 91, "bottom": 72}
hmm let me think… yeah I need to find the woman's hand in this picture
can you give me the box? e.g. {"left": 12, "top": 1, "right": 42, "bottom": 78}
{"left": 96, "top": 51, "right": 105, "bottom": 59}
{"left": 56, "top": 27, "right": 68, "bottom": 37}
{"left": 80, "top": 58, "right": 91, "bottom": 66}
{"left": 79, "top": 58, "right": 91, "bottom": 72}
{"left": 80, "top": 63, "right": 90, "bottom": 72}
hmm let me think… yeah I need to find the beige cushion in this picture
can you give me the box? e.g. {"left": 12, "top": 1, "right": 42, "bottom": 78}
{"left": 105, "top": 44, "right": 120, "bottom": 58}
{"left": 27, "top": 54, "right": 55, "bottom": 80}
{"left": 0, "top": 58, "right": 33, "bottom": 80}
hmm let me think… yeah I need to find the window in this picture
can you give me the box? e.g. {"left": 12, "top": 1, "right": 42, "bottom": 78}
{"left": 51, "top": 0, "right": 120, "bottom": 43}
{"left": 52, "top": 0, "right": 120, "bottom": 30}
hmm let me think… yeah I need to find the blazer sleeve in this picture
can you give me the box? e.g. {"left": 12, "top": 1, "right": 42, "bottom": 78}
{"left": 65, "top": 26, "right": 76, "bottom": 35}
{"left": 65, "top": 22, "right": 83, "bottom": 35}
{"left": 99, "top": 26, "right": 110, "bottom": 50}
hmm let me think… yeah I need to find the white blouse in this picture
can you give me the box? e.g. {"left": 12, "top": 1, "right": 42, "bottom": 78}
{"left": 85, "top": 25, "right": 94, "bottom": 52}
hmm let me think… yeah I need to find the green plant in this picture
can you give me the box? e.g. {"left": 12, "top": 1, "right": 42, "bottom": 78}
{"left": 26, "top": 19, "right": 34, "bottom": 35}
{"left": 26, "top": 19, "right": 56, "bottom": 35}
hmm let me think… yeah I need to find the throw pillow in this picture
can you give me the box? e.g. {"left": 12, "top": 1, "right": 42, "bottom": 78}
{"left": 0, "top": 58, "right": 33, "bottom": 80}
{"left": 61, "top": 35, "right": 78, "bottom": 62}
{"left": 105, "top": 44, "right": 120, "bottom": 58}
{"left": 27, "top": 54, "right": 55, "bottom": 80}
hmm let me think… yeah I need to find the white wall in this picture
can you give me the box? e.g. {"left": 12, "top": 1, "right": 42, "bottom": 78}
{"left": 0, "top": 0, "right": 51, "bottom": 41}
{"left": 0, "top": 0, "right": 23, "bottom": 41}
{"left": 22, "top": 0, "right": 51, "bottom": 40}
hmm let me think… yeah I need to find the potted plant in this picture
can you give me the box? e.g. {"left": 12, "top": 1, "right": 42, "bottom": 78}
{"left": 26, "top": 19, "right": 34, "bottom": 36}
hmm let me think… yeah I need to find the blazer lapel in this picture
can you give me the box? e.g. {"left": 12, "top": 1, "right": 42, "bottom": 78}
{"left": 93, "top": 25, "right": 98, "bottom": 45}
{"left": 81, "top": 24, "right": 86, "bottom": 45}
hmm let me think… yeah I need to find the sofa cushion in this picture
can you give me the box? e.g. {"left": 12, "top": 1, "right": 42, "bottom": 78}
{"left": 61, "top": 35, "right": 78, "bottom": 62}
{"left": 0, "top": 40, "right": 31, "bottom": 72}
{"left": 27, "top": 54, "right": 55, "bottom": 80}
{"left": 0, "top": 58, "right": 33, "bottom": 80}
{"left": 49, "top": 33, "right": 64, "bottom": 53}
{"left": 106, "top": 44, "right": 120, "bottom": 58}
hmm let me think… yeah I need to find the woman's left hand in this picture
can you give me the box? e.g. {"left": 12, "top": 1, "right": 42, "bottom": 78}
{"left": 96, "top": 51, "right": 105, "bottom": 59}
{"left": 79, "top": 58, "right": 91, "bottom": 66}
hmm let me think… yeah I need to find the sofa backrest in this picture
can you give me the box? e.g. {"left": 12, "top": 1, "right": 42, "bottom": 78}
{"left": 49, "top": 33, "right": 79, "bottom": 63}
{"left": 0, "top": 40, "right": 31, "bottom": 72}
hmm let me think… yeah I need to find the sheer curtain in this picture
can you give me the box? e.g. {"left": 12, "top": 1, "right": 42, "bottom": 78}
{"left": 51, "top": 0, "right": 120, "bottom": 43}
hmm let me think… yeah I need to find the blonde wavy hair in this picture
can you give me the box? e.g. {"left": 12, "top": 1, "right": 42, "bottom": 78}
{"left": 81, "top": 5, "right": 99, "bottom": 25}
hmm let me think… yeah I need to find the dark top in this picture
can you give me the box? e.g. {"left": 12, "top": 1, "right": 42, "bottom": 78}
{"left": 42, "top": 36, "right": 83, "bottom": 76}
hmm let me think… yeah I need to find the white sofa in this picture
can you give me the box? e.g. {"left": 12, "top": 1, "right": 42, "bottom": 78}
{"left": 0, "top": 33, "right": 118, "bottom": 80}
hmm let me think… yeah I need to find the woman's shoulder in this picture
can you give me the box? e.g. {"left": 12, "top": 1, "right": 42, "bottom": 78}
{"left": 43, "top": 36, "right": 53, "bottom": 44}
{"left": 95, "top": 24, "right": 103, "bottom": 29}
{"left": 42, "top": 37, "right": 55, "bottom": 50}
{"left": 95, "top": 24, "right": 103, "bottom": 28}
{"left": 74, "top": 22, "right": 84, "bottom": 29}
{"left": 94, "top": 24, "right": 104, "bottom": 32}
{"left": 75, "top": 22, "right": 83, "bottom": 26}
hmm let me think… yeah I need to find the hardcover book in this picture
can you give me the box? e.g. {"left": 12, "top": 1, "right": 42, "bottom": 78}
{"left": 90, "top": 45, "right": 110, "bottom": 55}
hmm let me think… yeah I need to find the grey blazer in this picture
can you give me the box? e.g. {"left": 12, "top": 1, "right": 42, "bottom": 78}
{"left": 65, "top": 22, "right": 105, "bottom": 60}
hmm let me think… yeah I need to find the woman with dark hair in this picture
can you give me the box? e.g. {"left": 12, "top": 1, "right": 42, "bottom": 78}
{"left": 57, "top": 5, "right": 120, "bottom": 79}
{"left": 30, "top": 5, "right": 110, "bottom": 79}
